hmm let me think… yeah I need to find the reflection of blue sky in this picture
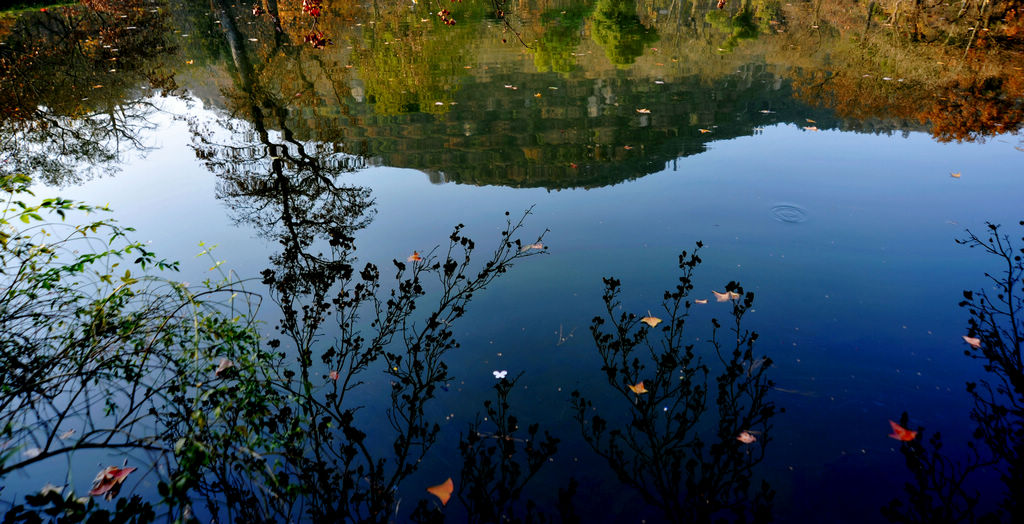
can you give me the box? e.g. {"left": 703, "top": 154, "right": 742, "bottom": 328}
{"left": 30, "top": 99, "right": 1024, "bottom": 520}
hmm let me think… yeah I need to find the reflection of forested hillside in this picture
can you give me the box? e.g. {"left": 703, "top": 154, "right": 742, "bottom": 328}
{"left": 287, "top": 65, "right": 841, "bottom": 189}
{"left": 3, "top": 0, "right": 1018, "bottom": 188}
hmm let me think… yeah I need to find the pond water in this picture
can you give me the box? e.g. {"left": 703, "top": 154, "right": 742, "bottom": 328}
{"left": 3, "top": 0, "right": 1024, "bottom": 522}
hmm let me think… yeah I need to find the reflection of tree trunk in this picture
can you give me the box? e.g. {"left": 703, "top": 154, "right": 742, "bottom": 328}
{"left": 865, "top": 1, "right": 875, "bottom": 33}
{"left": 214, "top": 0, "right": 255, "bottom": 92}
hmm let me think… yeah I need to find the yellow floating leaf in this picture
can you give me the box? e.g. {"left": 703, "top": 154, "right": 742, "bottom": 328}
{"left": 950, "top": 172, "right": 961, "bottom": 178}
{"left": 628, "top": 381, "right": 648, "bottom": 394}
{"left": 641, "top": 316, "right": 662, "bottom": 327}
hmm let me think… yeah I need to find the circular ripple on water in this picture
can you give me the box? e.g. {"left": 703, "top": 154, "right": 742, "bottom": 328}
{"left": 770, "top": 203, "right": 808, "bottom": 224}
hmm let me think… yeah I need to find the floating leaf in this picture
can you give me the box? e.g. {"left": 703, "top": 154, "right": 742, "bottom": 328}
{"left": 427, "top": 477, "right": 454, "bottom": 505}
{"left": 699, "top": 128, "right": 712, "bottom": 134}
{"left": 59, "top": 429, "right": 75, "bottom": 440}
{"left": 712, "top": 291, "right": 739, "bottom": 302}
{"left": 950, "top": 172, "right": 962, "bottom": 178}
{"left": 519, "top": 242, "right": 544, "bottom": 252}
{"left": 89, "top": 466, "right": 136, "bottom": 501}
{"left": 329, "top": 370, "right": 339, "bottom": 381}
{"left": 492, "top": 370, "right": 508, "bottom": 379}
{"left": 888, "top": 420, "right": 917, "bottom": 441}
{"left": 628, "top": 381, "right": 648, "bottom": 394}
{"left": 737, "top": 431, "right": 757, "bottom": 444}
{"left": 804, "top": 126, "right": 819, "bottom": 131}
{"left": 962, "top": 335, "right": 981, "bottom": 349}
{"left": 216, "top": 358, "right": 234, "bottom": 377}
{"left": 694, "top": 299, "right": 708, "bottom": 304}
{"left": 640, "top": 316, "right": 662, "bottom": 327}
{"left": 636, "top": 108, "right": 651, "bottom": 114}
{"left": 407, "top": 251, "right": 422, "bottom": 262}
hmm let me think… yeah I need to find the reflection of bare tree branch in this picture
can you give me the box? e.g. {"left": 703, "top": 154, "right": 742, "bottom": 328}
{"left": 0, "top": 1, "right": 177, "bottom": 186}
{"left": 572, "top": 245, "right": 777, "bottom": 523}
{"left": 886, "top": 222, "right": 1024, "bottom": 522}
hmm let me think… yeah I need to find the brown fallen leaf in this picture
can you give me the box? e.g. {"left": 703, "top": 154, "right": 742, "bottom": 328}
{"left": 89, "top": 466, "right": 136, "bottom": 501}
{"left": 628, "top": 381, "right": 648, "bottom": 394}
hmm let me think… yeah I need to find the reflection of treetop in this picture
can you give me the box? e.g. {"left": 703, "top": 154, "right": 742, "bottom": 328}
{"left": 590, "top": 0, "right": 658, "bottom": 66}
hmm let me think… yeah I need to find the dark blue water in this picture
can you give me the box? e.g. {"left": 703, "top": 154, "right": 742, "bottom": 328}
{"left": 5, "top": 0, "right": 1024, "bottom": 521}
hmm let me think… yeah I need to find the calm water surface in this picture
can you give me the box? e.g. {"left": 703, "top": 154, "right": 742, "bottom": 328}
{"left": 3, "top": 0, "right": 1023, "bottom": 521}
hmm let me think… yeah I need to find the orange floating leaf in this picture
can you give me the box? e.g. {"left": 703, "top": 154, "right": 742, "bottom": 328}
{"left": 640, "top": 316, "right": 662, "bottom": 328}
{"left": 694, "top": 299, "right": 708, "bottom": 304}
{"left": 888, "top": 420, "right": 917, "bottom": 441}
{"left": 804, "top": 126, "right": 819, "bottom": 131}
{"left": 962, "top": 336, "right": 981, "bottom": 349}
{"left": 636, "top": 108, "right": 651, "bottom": 114}
{"left": 950, "top": 172, "right": 962, "bottom": 178}
{"left": 89, "top": 466, "right": 136, "bottom": 500}
{"left": 407, "top": 251, "right": 422, "bottom": 262}
{"left": 427, "top": 477, "right": 454, "bottom": 505}
{"left": 628, "top": 381, "right": 648, "bottom": 394}
{"left": 329, "top": 370, "right": 339, "bottom": 381}
{"left": 698, "top": 128, "right": 712, "bottom": 134}
{"left": 737, "top": 431, "right": 757, "bottom": 444}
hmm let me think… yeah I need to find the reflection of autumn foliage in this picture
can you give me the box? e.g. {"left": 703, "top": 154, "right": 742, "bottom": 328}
{"left": 793, "top": 65, "right": 1024, "bottom": 142}
{"left": 926, "top": 75, "right": 1024, "bottom": 142}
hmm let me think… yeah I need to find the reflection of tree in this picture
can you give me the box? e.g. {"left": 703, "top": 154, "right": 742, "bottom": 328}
{"left": 173, "top": 2, "right": 551, "bottom": 521}
{"left": 355, "top": 3, "right": 480, "bottom": 115}
{"left": 590, "top": 0, "right": 658, "bottom": 66}
{"left": 572, "top": 245, "right": 777, "bottom": 522}
{"left": 706, "top": 8, "right": 760, "bottom": 52}
{"left": 412, "top": 375, "right": 574, "bottom": 524}
{"left": 0, "top": 1, "right": 177, "bottom": 185}
{"left": 532, "top": 4, "right": 593, "bottom": 74}
{"left": 885, "top": 222, "right": 1024, "bottom": 522}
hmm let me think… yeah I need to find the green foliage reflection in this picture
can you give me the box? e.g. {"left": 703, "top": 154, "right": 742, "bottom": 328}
{"left": 590, "top": 0, "right": 658, "bottom": 66}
